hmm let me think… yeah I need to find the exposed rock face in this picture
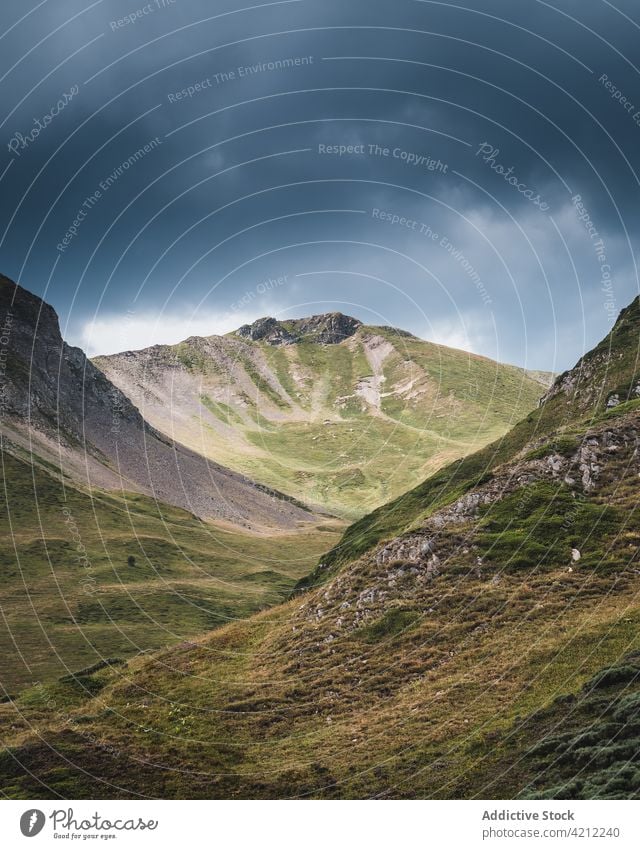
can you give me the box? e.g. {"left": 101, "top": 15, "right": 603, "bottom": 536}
{"left": 0, "top": 275, "right": 316, "bottom": 529}
{"left": 236, "top": 317, "right": 297, "bottom": 346}
{"left": 236, "top": 312, "right": 362, "bottom": 346}
{"left": 0, "top": 274, "right": 143, "bottom": 444}
{"left": 523, "top": 368, "right": 556, "bottom": 388}
{"left": 539, "top": 351, "right": 610, "bottom": 409}
{"left": 290, "top": 312, "right": 362, "bottom": 344}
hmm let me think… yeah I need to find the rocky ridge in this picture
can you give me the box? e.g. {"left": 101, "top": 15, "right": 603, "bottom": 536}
{"left": 0, "top": 275, "right": 316, "bottom": 529}
{"left": 235, "top": 312, "right": 363, "bottom": 346}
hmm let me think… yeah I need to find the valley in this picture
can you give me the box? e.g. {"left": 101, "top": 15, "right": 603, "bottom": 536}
{"left": 1, "top": 286, "right": 639, "bottom": 799}
{"left": 0, "top": 276, "right": 543, "bottom": 699}
{"left": 0, "top": 448, "right": 342, "bottom": 694}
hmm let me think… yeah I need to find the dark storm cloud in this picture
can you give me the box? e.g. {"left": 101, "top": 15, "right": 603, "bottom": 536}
{"left": 0, "top": 0, "right": 638, "bottom": 369}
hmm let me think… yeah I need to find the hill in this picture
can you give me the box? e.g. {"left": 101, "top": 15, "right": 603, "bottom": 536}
{"left": 1, "top": 299, "right": 638, "bottom": 799}
{"left": 309, "top": 296, "right": 640, "bottom": 584}
{"left": 0, "top": 448, "right": 343, "bottom": 695}
{"left": 0, "top": 275, "right": 317, "bottom": 530}
{"left": 94, "top": 313, "right": 549, "bottom": 518}
{"left": 0, "top": 276, "right": 343, "bottom": 693}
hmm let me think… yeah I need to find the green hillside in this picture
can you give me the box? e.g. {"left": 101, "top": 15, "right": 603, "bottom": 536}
{"left": 95, "top": 317, "right": 548, "bottom": 519}
{"left": 309, "top": 297, "right": 640, "bottom": 584}
{"left": 0, "top": 445, "right": 342, "bottom": 695}
{"left": 1, "top": 300, "right": 638, "bottom": 800}
{"left": 461, "top": 652, "right": 640, "bottom": 799}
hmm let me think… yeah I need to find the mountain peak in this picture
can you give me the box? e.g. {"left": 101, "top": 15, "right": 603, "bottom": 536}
{"left": 236, "top": 312, "right": 362, "bottom": 346}
{"left": 235, "top": 316, "right": 297, "bottom": 345}
{"left": 0, "top": 274, "right": 60, "bottom": 337}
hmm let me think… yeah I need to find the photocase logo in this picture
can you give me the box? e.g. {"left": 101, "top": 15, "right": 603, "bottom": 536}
{"left": 20, "top": 809, "right": 46, "bottom": 837}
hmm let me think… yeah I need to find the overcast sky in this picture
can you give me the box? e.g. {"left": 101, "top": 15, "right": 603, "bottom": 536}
{"left": 0, "top": 0, "right": 639, "bottom": 370}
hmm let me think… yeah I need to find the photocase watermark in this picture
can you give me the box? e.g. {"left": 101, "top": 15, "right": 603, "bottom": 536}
{"left": 371, "top": 207, "right": 422, "bottom": 231}
{"left": 109, "top": 0, "right": 177, "bottom": 32}
{"left": 167, "top": 55, "right": 314, "bottom": 102}
{"left": 475, "top": 142, "right": 550, "bottom": 211}
{"left": 51, "top": 809, "right": 158, "bottom": 835}
{"left": 20, "top": 809, "right": 45, "bottom": 837}
{"left": 100, "top": 137, "right": 162, "bottom": 192}
{"left": 19, "top": 805, "right": 158, "bottom": 837}
{"left": 6, "top": 85, "right": 79, "bottom": 158}
{"left": 318, "top": 142, "right": 448, "bottom": 172}
{"left": 217, "top": 55, "right": 314, "bottom": 83}
{"left": 562, "top": 497, "right": 585, "bottom": 533}
{"left": 109, "top": 387, "right": 129, "bottom": 437}
{"left": 100, "top": 309, "right": 137, "bottom": 436}
{"left": 0, "top": 310, "right": 14, "bottom": 420}
{"left": 231, "top": 274, "right": 289, "bottom": 311}
{"left": 439, "top": 235, "right": 492, "bottom": 306}
{"left": 371, "top": 208, "right": 492, "bottom": 305}
{"left": 571, "top": 194, "right": 616, "bottom": 322}
{"left": 57, "top": 137, "right": 162, "bottom": 253}
{"left": 167, "top": 75, "right": 213, "bottom": 103}
{"left": 599, "top": 73, "right": 640, "bottom": 128}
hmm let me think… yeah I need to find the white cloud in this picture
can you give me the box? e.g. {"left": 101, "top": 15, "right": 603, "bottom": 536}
{"left": 422, "top": 313, "right": 498, "bottom": 359}
{"left": 73, "top": 309, "right": 258, "bottom": 357}
{"left": 425, "top": 320, "right": 476, "bottom": 353}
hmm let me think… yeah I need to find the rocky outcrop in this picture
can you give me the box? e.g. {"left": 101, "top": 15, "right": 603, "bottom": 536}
{"left": 289, "top": 312, "right": 362, "bottom": 344}
{"left": 236, "top": 317, "right": 297, "bottom": 345}
{"left": 294, "top": 412, "right": 640, "bottom": 638}
{"left": 539, "top": 296, "right": 640, "bottom": 411}
{"left": 236, "top": 312, "right": 362, "bottom": 346}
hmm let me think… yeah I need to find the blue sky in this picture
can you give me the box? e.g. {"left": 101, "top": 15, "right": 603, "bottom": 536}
{"left": 0, "top": 0, "right": 639, "bottom": 370}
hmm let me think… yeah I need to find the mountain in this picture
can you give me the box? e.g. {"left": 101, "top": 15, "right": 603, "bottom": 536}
{"left": 0, "top": 276, "right": 342, "bottom": 693}
{"left": 0, "top": 275, "right": 316, "bottom": 531}
{"left": 2, "top": 298, "right": 639, "bottom": 799}
{"left": 93, "top": 313, "right": 550, "bottom": 518}
{"left": 310, "top": 295, "right": 640, "bottom": 581}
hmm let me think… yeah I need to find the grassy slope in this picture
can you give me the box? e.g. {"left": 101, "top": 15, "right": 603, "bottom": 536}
{"left": 0, "top": 447, "right": 343, "bottom": 695}
{"left": 459, "top": 652, "right": 640, "bottom": 800}
{"left": 1, "top": 302, "right": 637, "bottom": 800}
{"left": 1, "top": 398, "right": 639, "bottom": 799}
{"left": 96, "top": 326, "right": 547, "bottom": 519}
{"left": 310, "top": 298, "right": 640, "bottom": 585}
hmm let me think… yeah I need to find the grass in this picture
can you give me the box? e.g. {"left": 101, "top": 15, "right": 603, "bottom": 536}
{"left": 238, "top": 355, "right": 291, "bottom": 409}
{"left": 458, "top": 652, "right": 640, "bottom": 799}
{"left": 524, "top": 434, "right": 582, "bottom": 461}
{"left": 2, "top": 552, "right": 638, "bottom": 799}
{"left": 0, "top": 448, "right": 343, "bottom": 695}
{"left": 475, "top": 482, "right": 621, "bottom": 572}
{"left": 2, "top": 401, "right": 639, "bottom": 799}
{"left": 199, "top": 394, "right": 245, "bottom": 428}
{"left": 308, "top": 298, "right": 640, "bottom": 580}
{"left": 2, "top": 301, "right": 639, "bottom": 799}
{"left": 98, "top": 325, "right": 546, "bottom": 519}
{"left": 354, "top": 607, "right": 421, "bottom": 643}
